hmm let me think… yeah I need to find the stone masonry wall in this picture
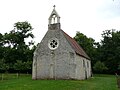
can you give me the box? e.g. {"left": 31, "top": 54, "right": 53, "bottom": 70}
{"left": 32, "top": 29, "right": 76, "bottom": 79}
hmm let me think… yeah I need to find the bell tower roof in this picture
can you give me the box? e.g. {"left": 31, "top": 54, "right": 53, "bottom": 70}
{"left": 48, "top": 5, "right": 61, "bottom": 30}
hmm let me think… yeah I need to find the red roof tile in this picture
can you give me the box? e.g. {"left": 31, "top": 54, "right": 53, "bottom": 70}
{"left": 62, "top": 30, "right": 90, "bottom": 60}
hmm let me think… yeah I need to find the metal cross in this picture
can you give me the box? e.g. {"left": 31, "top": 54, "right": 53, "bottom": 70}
{"left": 53, "top": 5, "right": 56, "bottom": 10}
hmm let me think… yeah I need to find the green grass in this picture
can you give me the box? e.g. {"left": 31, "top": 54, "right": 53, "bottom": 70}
{"left": 0, "top": 74, "right": 118, "bottom": 90}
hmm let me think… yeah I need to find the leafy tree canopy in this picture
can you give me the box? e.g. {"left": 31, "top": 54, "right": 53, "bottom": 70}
{"left": 0, "top": 21, "right": 35, "bottom": 73}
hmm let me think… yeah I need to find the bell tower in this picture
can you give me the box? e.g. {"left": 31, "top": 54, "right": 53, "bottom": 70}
{"left": 48, "top": 5, "right": 61, "bottom": 30}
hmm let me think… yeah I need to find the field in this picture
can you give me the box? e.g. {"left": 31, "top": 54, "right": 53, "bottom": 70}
{"left": 0, "top": 74, "right": 118, "bottom": 90}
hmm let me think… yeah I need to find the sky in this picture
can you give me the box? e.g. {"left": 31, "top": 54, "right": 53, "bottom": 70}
{"left": 0, "top": 0, "right": 120, "bottom": 44}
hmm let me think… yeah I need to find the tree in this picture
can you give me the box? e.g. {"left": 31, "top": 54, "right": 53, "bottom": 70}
{"left": 99, "top": 29, "right": 120, "bottom": 74}
{"left": 93, "top": 61, "right": 108, "bottom": 73}
{"left": 3, "top": 21, "right": 34, "bottom": 48}
{"left": 0, "top": 33, "right": 4, "bottom": 59}
{"left": 1, "top": 21, "right": 35, "bottom": 73}
{"left": 14, "top": 60, "right": 32, "bottom": 74}
{"left": 0, "top": 59, "right": 9, "bottom": 73}
{"left": 0, "top": 33, "right": 3, "bottom": 46}
{"left": 74, "top": 32, "right": 97, "bottom": 65}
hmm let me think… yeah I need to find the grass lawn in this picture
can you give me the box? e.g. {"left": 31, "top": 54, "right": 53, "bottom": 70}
{"left": 0, "top": 74, "right": 118, "bottom": 90}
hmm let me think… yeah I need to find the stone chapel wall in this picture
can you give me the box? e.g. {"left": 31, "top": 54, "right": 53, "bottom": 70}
{"left": 32, "top": 29, "right": 76, "bottom": 79}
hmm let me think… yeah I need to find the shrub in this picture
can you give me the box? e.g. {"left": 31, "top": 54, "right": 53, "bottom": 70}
{"left": 93, "top": 61, "right": 108, "bottom": 73}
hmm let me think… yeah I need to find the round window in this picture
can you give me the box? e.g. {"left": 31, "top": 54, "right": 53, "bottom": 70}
{"left": 48, "top": 38, "right": 59, "bottom": 50}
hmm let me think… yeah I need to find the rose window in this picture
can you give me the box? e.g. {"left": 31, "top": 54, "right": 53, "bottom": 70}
{"left": 48, "top": 38, "right": 59, "bottom": 50}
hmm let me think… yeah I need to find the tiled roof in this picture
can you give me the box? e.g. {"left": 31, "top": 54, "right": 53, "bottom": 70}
{"left": 62, "top": 30, "right": 90, "bottom": 60}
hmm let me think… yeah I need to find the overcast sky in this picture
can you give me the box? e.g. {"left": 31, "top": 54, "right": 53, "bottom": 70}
{"left": 0, "top": 0, "right": 120, "bottom": 43}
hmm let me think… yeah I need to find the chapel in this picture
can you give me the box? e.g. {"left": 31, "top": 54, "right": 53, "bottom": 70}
{"left": 32, "top": 6, "right": 92, "bottom": 80}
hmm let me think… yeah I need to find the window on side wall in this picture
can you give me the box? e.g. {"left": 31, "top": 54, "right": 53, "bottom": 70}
{"left": 87, "top": 61, "right": 89, "bottom": 68}
{"left": 83, "top": 60, "right": 85, "bottom": 67}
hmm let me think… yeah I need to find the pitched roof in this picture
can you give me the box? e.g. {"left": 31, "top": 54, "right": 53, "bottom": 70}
{"left": 62, "top": 30, "right": 90, "bottom": 60}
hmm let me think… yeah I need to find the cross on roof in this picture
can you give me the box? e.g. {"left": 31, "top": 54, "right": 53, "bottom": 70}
{"left": 53, "top": 5, "right": 56, "bottom": 10}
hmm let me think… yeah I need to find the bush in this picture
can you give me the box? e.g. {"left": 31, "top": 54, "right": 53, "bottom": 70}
{"left": 93, "top": 61, "right": 108, "bottom": 73}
